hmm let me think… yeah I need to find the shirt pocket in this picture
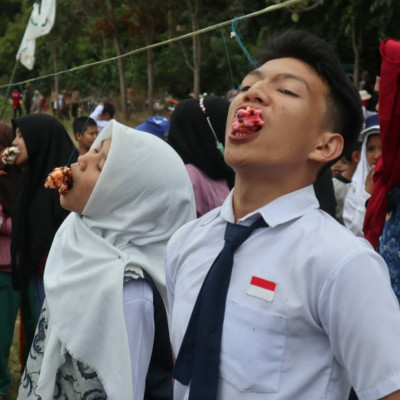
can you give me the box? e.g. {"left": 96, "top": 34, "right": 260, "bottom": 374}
{"left": 220, "top": 299, "right": 287, "bottom": 393}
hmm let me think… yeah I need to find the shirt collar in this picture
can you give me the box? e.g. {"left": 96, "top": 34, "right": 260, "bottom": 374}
{"left": 220, "top": 185, "right": 319, "bottom": 227}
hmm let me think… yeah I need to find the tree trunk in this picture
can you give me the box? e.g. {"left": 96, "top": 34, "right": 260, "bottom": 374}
{"left": 167, "top": 0, "right": 174, "bottom": 41}
{"left": 188, "top": 0, "right": 202, "bottom": 98}
{"left": 113, "top": 34, "right": 128, "bottom": 121}
{"left": 351, "top": 21, "right": 362, "bottom": 88}
{"left": 193, "top": 33, "right": 201, "bottom": 97}
{"left": 143, "top": 17, "right": 155, "bottom": 118}
{"left": 146, "top": 47, "right": 154, "bottom": 117}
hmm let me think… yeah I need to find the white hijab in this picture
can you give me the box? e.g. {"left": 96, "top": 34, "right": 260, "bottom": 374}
{"left": 38, "top": 120, "right": 195, "bottom": 399}
{"left": 343, "top": 128, "right": 379, "bottom": 236}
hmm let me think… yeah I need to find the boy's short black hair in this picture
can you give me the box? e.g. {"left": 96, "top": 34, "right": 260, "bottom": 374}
{"left": 257, "top": 29, "right": 363, "bottom": 157}
{"left": 343, "top": 139, "right": 362, "bottom": 162}
{"left": 73, "top": 116, "right": 97, "bottom": 135}
{"left": 102, "top": 102, "right": 115, "bottom": 118}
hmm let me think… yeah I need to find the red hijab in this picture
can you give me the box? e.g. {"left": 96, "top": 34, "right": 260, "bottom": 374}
{"left": 364, "top": 38, "right": 400, "bottom": 248}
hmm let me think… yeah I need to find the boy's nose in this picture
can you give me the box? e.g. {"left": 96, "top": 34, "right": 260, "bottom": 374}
{"left": 243, "top": 82, "right": 269, "bottom": 105}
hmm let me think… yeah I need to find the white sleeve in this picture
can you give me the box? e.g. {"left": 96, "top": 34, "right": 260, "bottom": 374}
{"left": 343, "top": 185, "right": 370, "bottom": 237}
{"left": 319, "top": 249, "right": 400, "bottom": 399}
{"left": 89, "top": 104, "right": 104, "bottom": 123}
{"left": 123, "top": 278, "right": 155, "bottom": 400}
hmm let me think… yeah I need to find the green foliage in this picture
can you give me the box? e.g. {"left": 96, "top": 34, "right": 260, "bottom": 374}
{"left": 1, "top": 0, "right": 400, "bottom": 107}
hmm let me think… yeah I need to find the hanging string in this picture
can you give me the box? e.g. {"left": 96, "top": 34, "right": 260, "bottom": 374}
{"left": 230, "top": 17, "right": 259, "bottom": 68}
{"left": 90, "top": 59, "right": 117, "bottom": 114}
{"left": 65, "top": 59, "right": 117, "bottom": 166}
{"left": 220, "top": 28, "right": 235, "bottom": 90}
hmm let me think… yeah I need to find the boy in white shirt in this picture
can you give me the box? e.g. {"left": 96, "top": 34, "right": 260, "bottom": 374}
{"left": 165, "top": 30, "right": 400, "bottom": 400}
{"left": 332, "top": 140, "right": 361, "bottom": 224}
{"left": 89, "top": 101, "right": 115, "bottom": 133}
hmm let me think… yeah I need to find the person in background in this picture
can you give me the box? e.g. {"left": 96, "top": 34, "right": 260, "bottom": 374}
{"left": 359, "top": 70, "right": 378, "bottom": 111}
{"left": 332, "top": 140, "right": 362, "bottom": 224}
{"left": 17, "top": 120, "right": 195, "bottom": 399}
{"left": 61, "top": 90, "right": 71, "bottom": 121}
{"left": 343, "top": 114, "right": 381, "bottom": 236}
{"left": 11, "top": 87, "right": 22, "bottom": 119}
{"left": 166, "top": 30, "right": 400, "bottom": 400}
{"left": 70, "top": 87, "right": 80, "bottom": 118}
{"left": 23, "top": 83, "right": 32, "bottom": 115}
{"left": 73, "top": 116, "right": 98, "bottom": 155}
{"left": 0, "top": 123, "right": 20, "bottom": 400}
{"left": 10, "top": 114, "right": 78, "bottom": 367}
{"left": 53, "top": 91, "right": 64, "bottom": 119}
{"left": 32, "top": 90, "right": 42, "bottom": 114}
{"left": 331, "top": 157, "right": 345, "bottom": 177}
{"left": 168, "top": 96, "right": 235, "bottom": 217}
{"left": 89, "top": 101, "right": 115, "bottom": 133}
{"left": 227, "top": 88, "right": 239, "bottom": 102}
{"left": 136, "top": 115, "right": 170, "bottom": 140}
{"left": 359, "top": 89, "right": 377, "bottom": 122}
{"left": 50, "top": 88, "right": 56, "bottom": 116}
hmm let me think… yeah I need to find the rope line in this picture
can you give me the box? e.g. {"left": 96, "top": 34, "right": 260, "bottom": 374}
{"left": 220, "top": 28, "right": 235, "bottom": 90}
{"left": 231, "top": 17, "right": 259, "bottom": 68}
{"left": 64, "top": 59, "right": 117, "bottom": 166}
{"left": 0, "top": 0, "right": 303, "bottom": 89}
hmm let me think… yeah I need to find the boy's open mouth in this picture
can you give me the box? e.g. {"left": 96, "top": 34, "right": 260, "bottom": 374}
{"left": 232, "top": 106, "right": 264, "bottom": 136}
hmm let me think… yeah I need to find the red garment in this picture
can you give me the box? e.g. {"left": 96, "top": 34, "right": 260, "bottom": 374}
{"left": 364, "top": 38, "right": 400, "bottom": 248}
{"left": 11, "top": 89, "right": 22, "bottom": 109}
{"left": 0, "top": 203, "right": 12, "bottom": 271}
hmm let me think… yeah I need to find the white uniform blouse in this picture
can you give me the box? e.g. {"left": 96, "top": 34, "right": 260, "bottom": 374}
{"left": 166, "top": 186, "right": 400, "bottom": 400}
{"left": 120, "top": 279, "right": 154, "bottom": 400}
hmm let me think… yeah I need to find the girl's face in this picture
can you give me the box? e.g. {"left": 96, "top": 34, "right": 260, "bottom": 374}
{"left": 12, "top": 127, "right": 29, "bottom": 167}
{"left": 366, "top": 134, "right": 381, "bottom": 167}
{"left": 61, "top": 138, "right": 111, "bottom": 214}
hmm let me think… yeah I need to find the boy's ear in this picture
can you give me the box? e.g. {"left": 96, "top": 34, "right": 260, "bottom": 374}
{"left": 308, "top": 132, "right": 344, "bottom": 163}
{"left": 75, "top": 132, "right": 81, "bottom": 141}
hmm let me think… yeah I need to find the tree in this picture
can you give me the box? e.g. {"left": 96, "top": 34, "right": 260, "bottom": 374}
{"left": 187, "top": 0, "right": 202, "bottom": 98}
{"left": 123, "top": 0, "right": 168, "bottom": 117}
{"left": 2, "top": 0, "right": 400, "bottom": 124}
{"left": 70, "top": 0, "right": 130, "bottom": 119}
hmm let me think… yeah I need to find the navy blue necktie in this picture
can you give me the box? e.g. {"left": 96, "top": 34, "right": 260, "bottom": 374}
{"left": 173, "top": 217, "right": 267, "bottom": 400}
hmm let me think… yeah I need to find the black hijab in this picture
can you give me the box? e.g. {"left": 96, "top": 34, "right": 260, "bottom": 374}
{"left": 11, "top": 114, "right": 78, "bottom": 290}
{"left": 168, "top": 96, "right": 235, "bottom": 188}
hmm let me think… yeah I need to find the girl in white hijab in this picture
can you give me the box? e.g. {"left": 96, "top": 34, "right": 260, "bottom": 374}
{"left": 343, "top": 115, "right": 381, "bottom": 237}
{"left": 17, "top": 120, "right": 195, "bottom": 399}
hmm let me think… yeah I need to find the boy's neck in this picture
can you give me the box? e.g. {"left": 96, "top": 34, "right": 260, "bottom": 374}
{"left": 79, "top": 146, "right": 88, "bottom": 155}
{"left": 232, "top": 173, "right": 312, "bottom": 222}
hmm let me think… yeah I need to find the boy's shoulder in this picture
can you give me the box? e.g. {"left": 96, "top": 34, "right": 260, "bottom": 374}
{"left": 301, "top": 208, "right": 373, "bottom": 254}
{"left": 168, "top": 207, "right": 221, "bottom": 248}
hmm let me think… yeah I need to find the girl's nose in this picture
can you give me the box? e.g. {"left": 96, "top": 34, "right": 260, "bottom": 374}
{"left": 77, "top": 154, "right": 87, "bottom": 170}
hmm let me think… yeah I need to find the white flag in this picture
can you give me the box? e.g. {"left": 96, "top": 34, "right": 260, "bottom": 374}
{"left": 16, "top": 0, "right": 56, "bottom": 70}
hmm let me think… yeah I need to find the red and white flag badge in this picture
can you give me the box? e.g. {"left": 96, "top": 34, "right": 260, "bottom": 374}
{"left": 247, "top": 276, "right": 277, "bottom": 302}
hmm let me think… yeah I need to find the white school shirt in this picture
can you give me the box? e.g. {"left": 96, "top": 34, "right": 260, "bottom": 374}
{"left": 89, "top": 104, "right": 111, "bottom": 133}
{"left": 165, "top": 185, "right": 400, "bottom": 400}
